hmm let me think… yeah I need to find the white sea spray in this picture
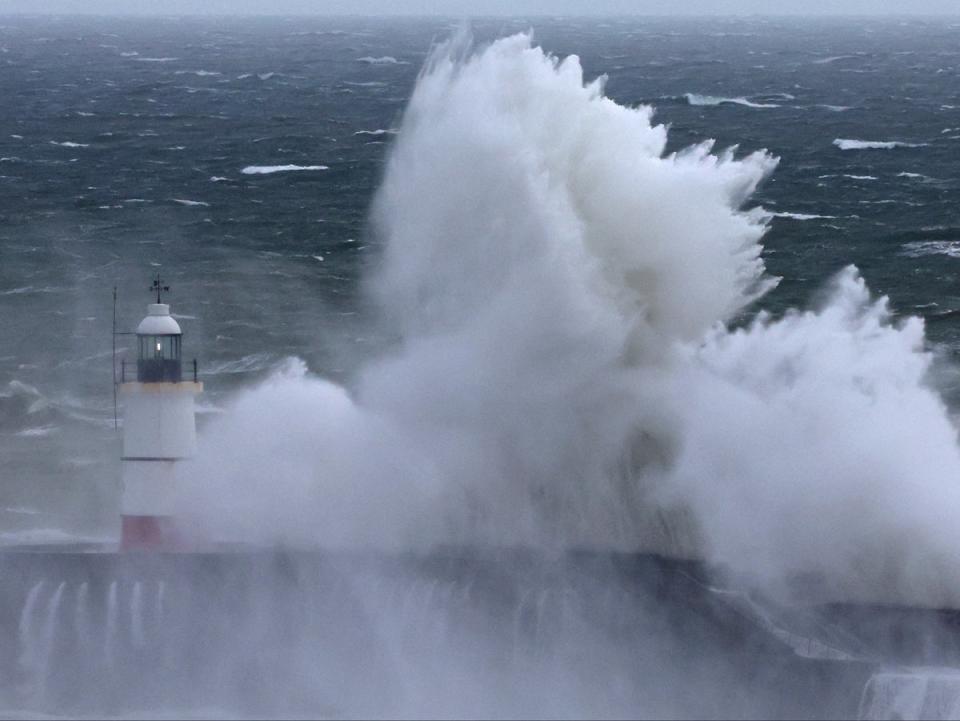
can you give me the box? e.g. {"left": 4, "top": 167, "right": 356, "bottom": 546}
{"left": 178, "top": 33, "right": 960, "bottom": 608}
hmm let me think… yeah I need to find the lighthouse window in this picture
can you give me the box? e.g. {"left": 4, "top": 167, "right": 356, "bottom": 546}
{"left": 136, "top": 334, "right": 182, "bottom": 383}
{"left": 138, "top": 335, "right": 181, "bottom": 360}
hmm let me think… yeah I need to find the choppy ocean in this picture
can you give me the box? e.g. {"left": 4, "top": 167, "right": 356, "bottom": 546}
{"left": 1, "top": 14, "right": 959, "bottom": 540}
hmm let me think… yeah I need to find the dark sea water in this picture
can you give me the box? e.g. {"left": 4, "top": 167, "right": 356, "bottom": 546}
{"left": 1, "top": 14, "right": 959, "bottom": 537}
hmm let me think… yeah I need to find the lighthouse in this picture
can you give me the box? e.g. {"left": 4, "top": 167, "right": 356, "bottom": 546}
{"left": 119, "top": 276, "right": 202, "bottom": 550}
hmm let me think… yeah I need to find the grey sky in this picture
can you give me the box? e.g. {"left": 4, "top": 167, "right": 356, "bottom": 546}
{"left": 3, "top": 0, "right": 959, "bottom": 15}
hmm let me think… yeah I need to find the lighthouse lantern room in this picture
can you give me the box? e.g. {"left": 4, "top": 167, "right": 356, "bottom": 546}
{"left": 120, "top": 276, "right": 202, "bottom": 550}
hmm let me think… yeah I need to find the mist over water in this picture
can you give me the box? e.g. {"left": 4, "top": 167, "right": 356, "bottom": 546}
{"left": 178, "top": 32, "right": 960, "bottom": 608}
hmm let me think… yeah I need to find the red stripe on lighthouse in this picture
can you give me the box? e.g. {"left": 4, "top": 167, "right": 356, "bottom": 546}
{"left": 121, "top": 515, "right": 178, "bottom": 551}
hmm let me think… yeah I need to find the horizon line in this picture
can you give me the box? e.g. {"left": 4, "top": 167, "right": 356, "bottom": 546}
{"left": 3, "top": 11, "right": 960, "bottom": 18}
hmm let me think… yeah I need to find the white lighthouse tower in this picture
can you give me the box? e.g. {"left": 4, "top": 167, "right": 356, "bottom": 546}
{"left": 119, "top": 275, "right": 202, "bottom": 550}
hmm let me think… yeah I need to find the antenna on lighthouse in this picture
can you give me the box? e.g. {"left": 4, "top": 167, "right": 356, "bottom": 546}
{"left": 151, "top": 273, "right": 170, "bottom": 304}
{"left": 112, "top": 286, "right": 118, "bottom": 430}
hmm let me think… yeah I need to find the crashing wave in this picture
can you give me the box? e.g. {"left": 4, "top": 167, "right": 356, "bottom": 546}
{"left": 178, "top": 32, "right": 960, "bottom": 609}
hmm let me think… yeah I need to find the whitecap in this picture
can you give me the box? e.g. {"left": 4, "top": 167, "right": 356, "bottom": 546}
{"left": 240, "top": 164, "right": 329, "bottom": 175}
{"left": 772, "top": 212, "right": 836, "bottom": 220}
{"left": 209, "top": 176, "right": 229, "bottom": 182}
{"left": 204, "top": 351, "right": 277, "bottom": 375}
{"left": 171, "top": 198, "right": 210, "bottom": 207}
{"left": 10, "top": 134, "right": 22, "bottom": 139}
{"left": 75, "top": 111, "right": 95, "bottom": 117}
{"left": 357, "top": 55, "right": 407, "bottom": 65}
{"left": 0, "top": 506, "right": 44, "bottom": 516}
{"left": 353, "top": 128, "right": 399, "bottom": 136}
{"left": 833, "top": 139, "right": 927, "bottom": 150}
{"left": 257, "top": 72, "right": 275, "bottom": 80}
{"left": 897, "top": 172, "right": 928, "bottom": 179}
{"left": 812, "top": 54, "right": 859, "bottom": 64}
{"left": 49, "top": 140, "right": 89, "bottom": 148}
{"left": 5, "top": 285, "right": 66, "bottom": 296}
{"left": 120, "top": 51, "right": 139, "bottom": 57}
{"left": 684, "top": 93, "right": 779, "bottom": 108}
{"left": 312, "top": 255, "right": 325, "bottom": 262}
{"left": 816, "top": 104, "right": 852, "bottom": 112}
{"left": 174, "top": 70, "right": 221, "bottom": 76}
{"left": 901, "top": 241, "right": 960, "bottom": 259}
{"left": 343, "top": 81, "right": 387, "bottom": 88}
{"left": 14, "top": 425, "right": 59, "bottom": 438}
{"left": 843, "top": 175, "right": 878, "bottom": 181}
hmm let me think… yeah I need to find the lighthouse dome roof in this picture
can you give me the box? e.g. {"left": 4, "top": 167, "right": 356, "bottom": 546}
{"left": 136, "top": 303, "right": 182, "bottom": 335}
